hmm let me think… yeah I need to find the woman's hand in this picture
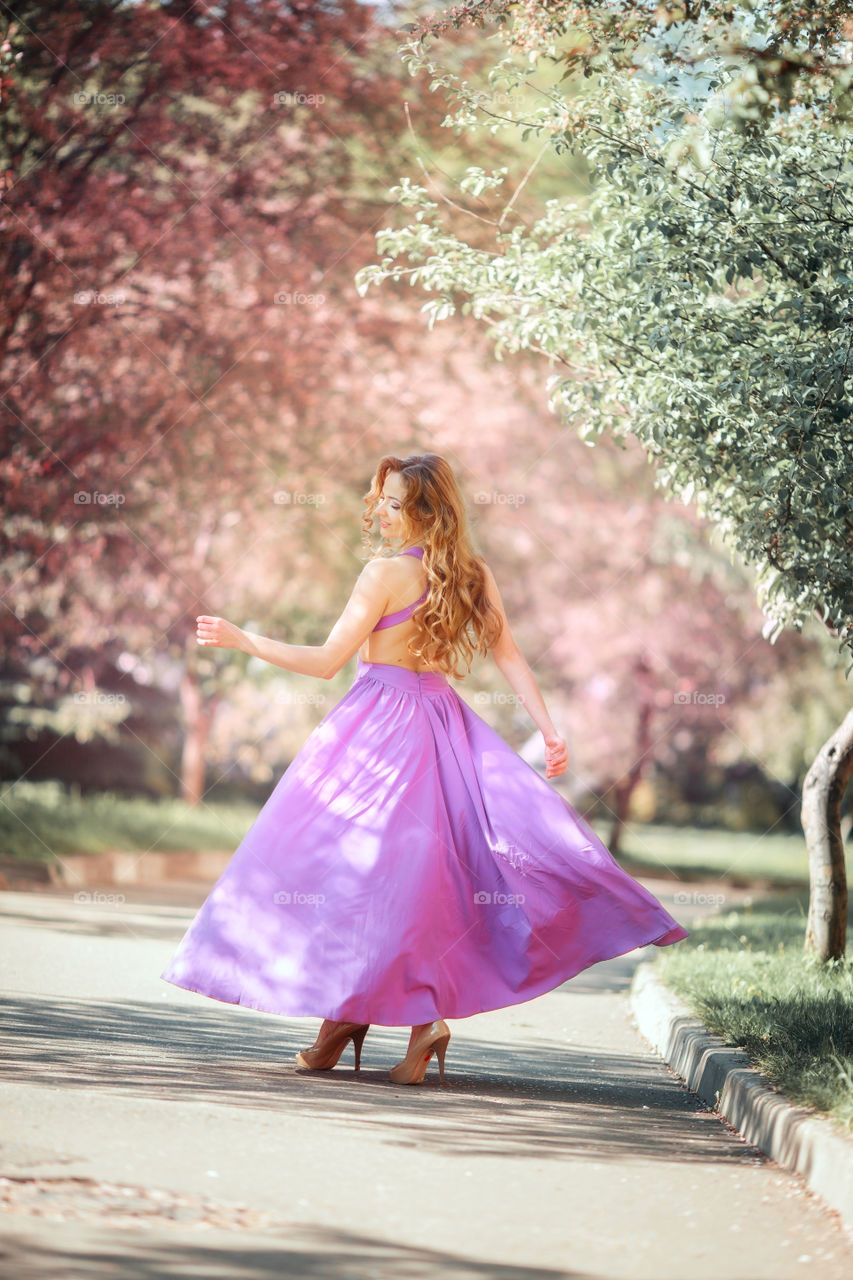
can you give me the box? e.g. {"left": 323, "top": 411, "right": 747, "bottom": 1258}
{"left": 196, "top": 615, "right": 246, "bottom": 652}
{"left": 543, "top": 732, "right": 570, "bottom": 779}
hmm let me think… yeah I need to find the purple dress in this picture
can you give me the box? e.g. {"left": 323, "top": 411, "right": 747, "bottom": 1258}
{"left": 160, "top": 546, "right": 688, "bottom": 1025}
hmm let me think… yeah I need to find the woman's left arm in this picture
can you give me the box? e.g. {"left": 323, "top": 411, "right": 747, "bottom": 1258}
{"left": 196, "top": 559, "right": 392, "bottom": 679}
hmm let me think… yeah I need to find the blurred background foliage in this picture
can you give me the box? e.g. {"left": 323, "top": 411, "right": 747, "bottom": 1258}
{"left": 2, "top": 0, "right": 850, "bottom": 859}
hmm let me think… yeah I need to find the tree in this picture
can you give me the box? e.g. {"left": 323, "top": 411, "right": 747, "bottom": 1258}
{"left": 355, "top": 0, "right": 853, "bottom": 956}
{"left": 803, "top": 707, "right": 853, "bottom": 957}
{"left": 0, "top": 0, "right": 458, "bottom": 802}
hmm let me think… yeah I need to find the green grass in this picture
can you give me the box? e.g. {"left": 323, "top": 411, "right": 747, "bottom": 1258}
{"left": 0, "top": 780, "right": 259, "bottom": 862}
{"left": 590, "top": 819, "right": 832, "bottom": 887}
{"left": 1, "top": 784, "right": 843, "bottom": 894}
{"left": 655, "top": 891, "right": 853, "bottom": 1131}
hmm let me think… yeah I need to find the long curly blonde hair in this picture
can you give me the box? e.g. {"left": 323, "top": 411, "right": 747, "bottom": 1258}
{"left": 360, "top": 453, "right": 504, "bottom": 679}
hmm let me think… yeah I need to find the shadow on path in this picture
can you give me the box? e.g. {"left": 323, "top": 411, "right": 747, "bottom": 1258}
{"left": 0, "top": 1223, "right": 615, "bottom": 1280}
{"left": 0, "top": 994, "right": 760, "bottom": 1167}
{"left": 0, "top": 1220, "right": 779, "bottom": 1280}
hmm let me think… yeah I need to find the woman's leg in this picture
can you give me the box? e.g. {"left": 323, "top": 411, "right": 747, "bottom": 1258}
{"left": 311, "top": 1017, "right": 365, "bottom": 1046}
{"left": 407, "top": 1021, "right": 438, "bottom": 1046}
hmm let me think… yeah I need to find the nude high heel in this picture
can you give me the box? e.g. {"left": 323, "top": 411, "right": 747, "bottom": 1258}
{"left": 295, "top": 1020, "right": 370, "bottom": 1071}
{"left": 388, "top": 1020, "right": 450, "bottom": 1085}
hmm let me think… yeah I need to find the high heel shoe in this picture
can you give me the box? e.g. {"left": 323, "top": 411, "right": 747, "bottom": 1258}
{"left": 295, "top": 1020, "right": 370, "bottom": 1071}
{"left": 388, "top": 1020, "right": 450, "bottom": 1085}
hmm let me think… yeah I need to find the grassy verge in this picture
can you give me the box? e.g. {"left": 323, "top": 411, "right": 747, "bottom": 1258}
{"left": 1, "top": 782, "right": 841, "bottom": 890}
{"left": 0, "top": 780, "right": 258, "bottom": 861}
{"left": 654, "top": 891, "right": 853, "bottom": 1131}
{"left": 590, "top": 820, "right": 822, "bottom": 887}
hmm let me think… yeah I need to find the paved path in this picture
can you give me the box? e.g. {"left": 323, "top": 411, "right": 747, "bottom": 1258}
{"left": 1, "top": 880, "right": 851, "bottom": 1279}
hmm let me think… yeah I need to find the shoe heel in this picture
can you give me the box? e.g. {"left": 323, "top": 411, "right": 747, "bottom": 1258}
{"left": 434, "top": 1031, "right": 450, "bottom": 1082}
{"left": 388, "top": 1021, "right": 450, "bottom": 1085}
{"left": 351, "top": 1025, "right": 369, "bottom": 1070}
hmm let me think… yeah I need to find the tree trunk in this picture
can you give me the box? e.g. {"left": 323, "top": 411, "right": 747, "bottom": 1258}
{"left": 179, "top": 658, "right": 217, "bottom": 808}
{"left": 608, "top": 658, "right": 655, "bottom": 857}
{"left": 803, "top": 706, "right": 853, "bottom": 960}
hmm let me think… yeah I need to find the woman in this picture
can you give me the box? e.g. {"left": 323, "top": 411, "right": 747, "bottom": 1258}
{"left": 161, "top": 452, "right": 688, "bottom": 1085}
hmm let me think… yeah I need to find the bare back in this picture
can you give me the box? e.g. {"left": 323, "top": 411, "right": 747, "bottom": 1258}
{"left": 358, "top": 551, "right": 435, "bottom": 672}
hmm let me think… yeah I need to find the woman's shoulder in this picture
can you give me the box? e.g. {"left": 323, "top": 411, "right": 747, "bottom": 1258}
{"left": 361, "top": 552, "right": 416, "bottom": 582}
{"left": 367, "top": 549, "right": 423, "bottom": 571}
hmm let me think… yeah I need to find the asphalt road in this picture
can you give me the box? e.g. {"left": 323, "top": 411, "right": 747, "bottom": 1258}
{"left": 1, "top": 878, "right": 851, "bottom": 1280}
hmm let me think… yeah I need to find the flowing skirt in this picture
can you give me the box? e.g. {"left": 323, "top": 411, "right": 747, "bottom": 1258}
{"left": 160, "top": 658, "right": 688, "bottom": 1025}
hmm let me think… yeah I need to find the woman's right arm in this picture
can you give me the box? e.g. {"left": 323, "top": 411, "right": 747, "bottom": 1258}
{"left": 481, "top": 563, "right": 570, "bottom": 779}
{"left": 196, "top": 559, "right": 393, "bottom": 679}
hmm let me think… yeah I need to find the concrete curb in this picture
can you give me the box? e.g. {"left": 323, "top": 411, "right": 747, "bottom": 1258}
{"left": 630, "top": 960, "right": 853, "bottom": 1236}
{"left": 0, "top": 850, "right": 233, "bottom": 890}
